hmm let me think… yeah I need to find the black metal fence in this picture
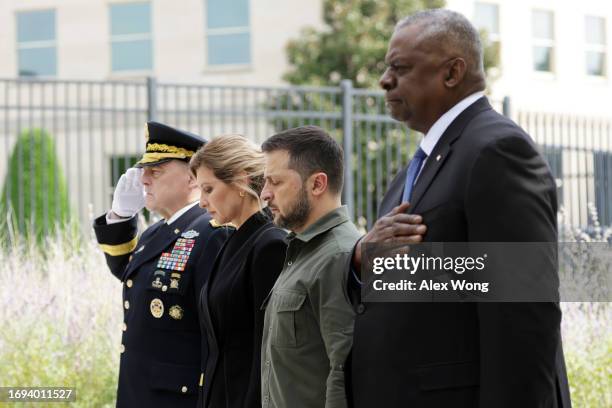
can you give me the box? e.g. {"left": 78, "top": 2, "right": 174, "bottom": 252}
{"left": 0, "top": 77, "right": 610, "bottom": 238}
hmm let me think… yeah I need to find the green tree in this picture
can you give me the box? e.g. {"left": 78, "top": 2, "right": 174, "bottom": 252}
{"left": 1, "top": 128, "right": 71, "bottom": 243}
{"left": 284, "top": 0, "right": 446, "bottom": 88}
{"left": 284, "top": 0, "right": 500, "bottom": 88}
{"left": 270, "top": 1, "right": 501, "bottom": 228}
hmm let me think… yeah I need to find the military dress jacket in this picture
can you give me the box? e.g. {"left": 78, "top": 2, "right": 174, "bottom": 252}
{"left": 94, "top": 205, "right": 231, "bottom": 408}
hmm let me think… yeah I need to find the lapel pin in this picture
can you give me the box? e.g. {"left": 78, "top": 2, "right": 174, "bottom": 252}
{"left": 174, "top": 228, "right": 180, "bottom": 234}
{"left": 436, "top": 154, "right": 442, "bottom": 161}
{"left": 182, "top": 230, "right": 199, "bottom": 239}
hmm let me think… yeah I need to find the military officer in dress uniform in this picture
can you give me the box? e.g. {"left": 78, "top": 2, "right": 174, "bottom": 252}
{"left": 93, "top": 121, "right": 232, "bottom": 408}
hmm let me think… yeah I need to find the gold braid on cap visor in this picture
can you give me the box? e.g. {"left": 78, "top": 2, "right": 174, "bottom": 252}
{"left": 138, "top": 143, "right": 195, "bottom": 164}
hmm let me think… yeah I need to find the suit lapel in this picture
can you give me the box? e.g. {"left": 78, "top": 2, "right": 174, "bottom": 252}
{"left": 378, "top": 167, "right": 408, "bottom": 218}
{"left": 408, "top": 97, "right": 493, "bottom": 213}
{"left": 124, "top": 205, "right": 205, "bottom": 279}
{"left": 408, "top": 145, "right": 452, "bottom": 212}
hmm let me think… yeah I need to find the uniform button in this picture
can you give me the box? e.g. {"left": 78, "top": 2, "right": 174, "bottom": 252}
{"left": 287, "top": 261, "right": 292, "bottom": 266}
{"left": 265, "top": 360, "right": 270, "bottom": 366}
{"left": 162, "top": 285, "right": 168, "bottom": 292}
{"left": 356, "top": 304, "right": 365, "bottom": 314}
{"left": 122, "top": 323, "right": 127, "bottom": 331}
{"left": 126, "top": 279, "right": 133, "bottom": 288}
{"left": 120, "top": 344, "right": 125, "bottom": 353}
{"left": 124, "top": 300, "right": 130, "bottom": 310}
{"left": 181, "top": 386, "right": 188, "bottom": 393}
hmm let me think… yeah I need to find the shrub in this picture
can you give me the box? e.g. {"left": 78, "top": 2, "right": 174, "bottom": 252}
{"left": 1, "top": 128, "right": 71, "bottom": 245}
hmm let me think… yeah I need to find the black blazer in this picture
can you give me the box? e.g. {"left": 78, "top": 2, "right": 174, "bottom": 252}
{"left": 93, "top": 205, "right": 231, "bottom": 408}
{"left": 198, "top": 210, "right": 287, "bottom": 408}
{"left": 348, "top": 97, "right": 572, "bottom": 408}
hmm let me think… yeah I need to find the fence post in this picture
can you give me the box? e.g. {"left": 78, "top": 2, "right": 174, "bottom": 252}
{"left": 146, "top": 77, "right": 157, "bottom": 121}
{"left": 502, "top": 96, "right": 511, "bottom": 118}
{"left": 341, "top": 80, "right": 355, "bottom": 221}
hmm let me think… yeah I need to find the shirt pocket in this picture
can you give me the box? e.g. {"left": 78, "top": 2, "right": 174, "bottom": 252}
{"left": 270, "top": 290, "right": 306, "bottom": 348}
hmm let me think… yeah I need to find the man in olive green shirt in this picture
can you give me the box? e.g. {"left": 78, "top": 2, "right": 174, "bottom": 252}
{"left": 260, "top": 126, "right": 361, "bottom": 408}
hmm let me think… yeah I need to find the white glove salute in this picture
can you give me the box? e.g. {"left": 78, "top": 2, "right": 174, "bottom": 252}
{"left": 111, "top": 167, "right": 146, "bottom": 218}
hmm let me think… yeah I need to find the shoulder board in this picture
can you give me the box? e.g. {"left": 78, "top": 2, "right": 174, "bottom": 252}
{"left": 209, "top": 219, "right": 236, "bottom": 228}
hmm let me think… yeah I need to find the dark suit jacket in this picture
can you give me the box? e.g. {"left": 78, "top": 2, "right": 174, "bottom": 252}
{"left": 198, "top": 210, "right": 287, "bottom": 408}
{"left": 348, "top": 97, "right": 571, "bottom": 408}
{"left": 94, "top": 205, "right": 231, "bottom": 408}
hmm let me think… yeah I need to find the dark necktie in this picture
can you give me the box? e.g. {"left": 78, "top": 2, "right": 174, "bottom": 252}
{"left": 401, "top": 147, "right": 428, "bottom": 203}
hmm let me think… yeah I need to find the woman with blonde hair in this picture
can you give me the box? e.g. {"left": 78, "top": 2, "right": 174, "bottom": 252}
{"left": 190, "top": 134, "right": 286, "bottom": 408}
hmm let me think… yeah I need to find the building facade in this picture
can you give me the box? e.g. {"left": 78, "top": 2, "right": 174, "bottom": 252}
{"left": 0, "top": 0, "right": 323, "bottom": 85}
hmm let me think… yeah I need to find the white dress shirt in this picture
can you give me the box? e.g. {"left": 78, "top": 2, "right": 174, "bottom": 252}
{"left": 414, "top": 91, "right": 485, "bottom": 182}
{"left": 106, "top": 201, "right": 199, "bottom": 225}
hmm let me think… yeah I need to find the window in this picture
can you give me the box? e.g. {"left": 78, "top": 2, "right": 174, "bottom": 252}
{"left": 474, "top": 2, "right": 499, "bottom": 40}
{"left": 109, "top": 2, "right": 153, "bottom": 72}
{"left": 594, "top": 151, "right": 612, "bottom": 226}
{"left": 532, "top": 10, "right": 555, "bottom": 72}
{"left": 474, "top": 2, "right": 501, "bottom": 69}
{"left": 16, "top": 10, "right": 57, "bottom": 77}
{"left": 205, "top": 0, "right": 251, "bottom": 66}
{"left": 585, "top": 16, "right": 606, "bottom": 76}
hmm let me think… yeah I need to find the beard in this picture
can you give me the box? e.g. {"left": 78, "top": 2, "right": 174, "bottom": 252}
{"left": 274, "top": 185, "right": 311, "bottom": 231}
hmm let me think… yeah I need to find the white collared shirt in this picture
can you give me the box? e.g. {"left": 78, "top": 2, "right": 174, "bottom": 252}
{"left": 106, "top": 201, "right": 199, "bottom": 225}
{"left": 415, "top": 91, "right": 485, "bottom": 181}
{"left": 165, "top": 201, "right": 199, "bottom": 225}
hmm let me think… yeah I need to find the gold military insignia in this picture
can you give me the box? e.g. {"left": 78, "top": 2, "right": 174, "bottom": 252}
{"left": 169, "top": 305, "right": 184, "bottom": 320}
{"left": 150, "top": 298, "right": 164, "bottom": 318}
{"left": 152, "top": 277, "right": 163, "bottom": 289}
{"left": 170, "top": 279, "right": 179, "bottom": 289}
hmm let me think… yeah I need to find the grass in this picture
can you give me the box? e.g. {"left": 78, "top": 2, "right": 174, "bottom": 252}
{"left": 0, "top": 236, "right": 121, "bottom": 407}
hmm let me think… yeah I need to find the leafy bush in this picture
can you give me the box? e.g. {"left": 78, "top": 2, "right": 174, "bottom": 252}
{"left": 0, "top": 128, "right": 71, "bottom": 245}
